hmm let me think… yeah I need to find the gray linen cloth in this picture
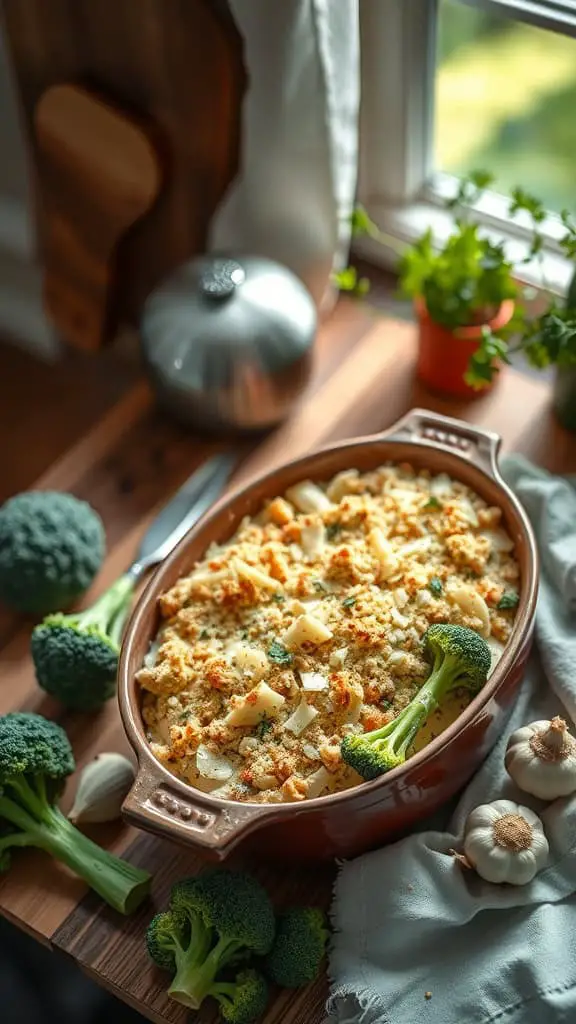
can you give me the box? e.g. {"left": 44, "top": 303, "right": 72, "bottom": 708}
{"left": 327, "top": 455, "right": 576, "bottom": 1024}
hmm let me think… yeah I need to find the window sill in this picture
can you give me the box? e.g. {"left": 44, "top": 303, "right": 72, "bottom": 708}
{"left": 352, "top": 197, "right": 574, "bottom": 299}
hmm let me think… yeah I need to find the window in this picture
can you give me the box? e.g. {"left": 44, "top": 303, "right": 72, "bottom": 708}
{"left": 355, "top": 0, "right": 576, "bottom": 294}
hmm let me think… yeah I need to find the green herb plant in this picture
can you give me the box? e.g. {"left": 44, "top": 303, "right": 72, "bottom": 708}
{"left": 399, "top": 170, "right": 519, "bottom": 345}
{"left": 332, "top": 207, "right": 380, "bottom": 297}
{"left": 338, "top": 178, "right": 576, "bottom": 389}
{"left": 464, "top": 189, "right": 576, "bottom": 388}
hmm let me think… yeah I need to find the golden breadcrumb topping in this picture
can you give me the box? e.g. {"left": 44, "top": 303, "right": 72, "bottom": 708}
{"left": 138, "top": 463, "right": 519, "bottom": 803}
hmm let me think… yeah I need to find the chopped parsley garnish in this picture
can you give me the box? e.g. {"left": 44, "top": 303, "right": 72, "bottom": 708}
{"left": 423, "top": 496, "right": 442, "bottom": 511}
{"left": 272, "top": 593, "right": 285, "bottom": 603}
{"left": 326, "top": 522, "right": 342, "bottom": 540}
{"left": 342, "top": 596, "right": 356, "bottom": 608}
{"left": 178, "top": 711, "right": 189, "bottom": 722}
{"left": 312, "top": 579, "right": 329, "bottom": 594}
{"left": 428, "top": 577, "right": 443, "bottom": 597}
{"left": 199, "top": 628, "right": 209, "bottom": 640}
{"left": 256, "top": 716, "right": 273, "bottom": 740}
{"left": 497, "top": 591, "right": 519, "bottom": 610}
{"left": 267, "top": 640, "right": 293, "bottom": 665}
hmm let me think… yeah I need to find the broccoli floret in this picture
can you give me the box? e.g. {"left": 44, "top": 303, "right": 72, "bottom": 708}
{"left": 211, "top": 968, "right": 269, "bottom": 1024}
{"left": 0, "top": 491, "right": 105, "bottom": 614}
{"left": 342, "top": 624, "right": 491, "bottom": 780}
{"left": 146, "top": 910, "right": 189, "bottom": 972}
{"left": 0, "top": 712, "right": 151, "bottom": 913}
{"left": 146, "top": 870, "right": 275, "bottom": 1012}
{"left": 264, "top": 907, "right": 329, "bottom": 988}
{"left": 31, "top": 573, "right": 135, "bottom": 710}
{"left": 146, "top": 916, "right": 269, "bottom": 1022}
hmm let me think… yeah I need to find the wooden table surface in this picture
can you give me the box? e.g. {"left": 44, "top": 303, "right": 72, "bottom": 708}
{"left": 0, "top": 301, "right": 574, "bottom": 1024}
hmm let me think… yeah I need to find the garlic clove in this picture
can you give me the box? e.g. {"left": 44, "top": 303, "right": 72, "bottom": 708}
{"left": 482, "top": 845, "right": 515, "bottom": 885}
{"left": 69, "top": 752, "right": 136, "bottom": 824}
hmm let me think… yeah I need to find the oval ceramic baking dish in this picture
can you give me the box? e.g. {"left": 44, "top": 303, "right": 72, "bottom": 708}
{"left": 119, "top": 408, "right": 538, "bottom": 862}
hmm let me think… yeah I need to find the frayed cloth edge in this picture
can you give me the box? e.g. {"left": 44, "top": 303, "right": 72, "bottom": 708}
{"left": 326, "top": 985, "right": 392, "bottom": 1024}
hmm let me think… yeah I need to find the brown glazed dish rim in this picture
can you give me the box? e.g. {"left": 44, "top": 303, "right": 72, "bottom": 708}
{"left": 119, "top": 409, "right": 539, "bottom": 818}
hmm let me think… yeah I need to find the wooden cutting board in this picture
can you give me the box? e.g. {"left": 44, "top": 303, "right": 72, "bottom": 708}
{"left": 0, "top": 305, "right": 573, "bottom": 1023}
{"left": 34, "top": 83, "right": 162, "bottom": 351}
{"left": 3, "top": 0, "right": 247, "bottom": 332}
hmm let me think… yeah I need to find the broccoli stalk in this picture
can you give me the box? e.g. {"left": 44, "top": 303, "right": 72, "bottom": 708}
{"left": 264, "top": 907, "right": 329, "bottom": 988}
{"left": 146, "top": 870, "right": 275, "bottom": 1014}
{"left": 342, "top": 624, "right": 491, "bottom": 780}
{"left": 31, "top": 573, "right": 135, "bottom": 711}
{"left": 0, "top": 713, "right": 151, "bottom": 914}
{"left": 169, "top": 933, "right": 244, "bottom": 1009}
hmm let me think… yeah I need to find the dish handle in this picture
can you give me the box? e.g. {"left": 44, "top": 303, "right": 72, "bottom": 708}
{"left": 380, "top": 407, "right": 502, "bottom": 480}
{"left": 122, "top": 761, "right": 280, "bottom": 860}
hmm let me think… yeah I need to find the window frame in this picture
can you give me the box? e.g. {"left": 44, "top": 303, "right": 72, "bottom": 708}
{"left": 457, "top": 0, "right": 576, "bottom": 37}
{"left": 355, "top": 0, "right": 576, "bottom": 296}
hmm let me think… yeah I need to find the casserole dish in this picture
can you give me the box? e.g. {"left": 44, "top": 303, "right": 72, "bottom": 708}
{"left": 119, "top": 408, "right": 538, "bottom": 862}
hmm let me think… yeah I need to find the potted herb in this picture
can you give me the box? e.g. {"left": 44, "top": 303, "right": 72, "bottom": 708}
{"left": 338, "top": 174, "right": 520, "bottom": 398}
{"left": 338, "top": 180, "right": 576, "bottom": 422}
{"left": 397, "top": 172, "right": 521, "bottom": 398}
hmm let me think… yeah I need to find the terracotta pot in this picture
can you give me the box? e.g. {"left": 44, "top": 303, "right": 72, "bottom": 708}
{"left": 415, "top": 298, "right": 515, "bottom": 399}
{"left": 119, "top": 408, "right": 538, "bottom": 863}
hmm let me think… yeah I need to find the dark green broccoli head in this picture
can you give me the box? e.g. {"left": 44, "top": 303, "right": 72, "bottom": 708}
{"left": 0, "top": 712, "right": 75, "bottom": 792}
{"left": 212, "top": 968, "right": 269, "bottom": 1024}
{"left": 31, "top": 619, "right": 118, "bottom": 711}
{"left": 0, "top": 491, "right": 104, "bottom": 614}
{"left": 264, "top": 906, "right": 329, "bottom": 989}
{"left": 30, "top": 574, "right": 134, "bottom": 711}
{"left": 146, "top": 910, "right": 188, "bottom": 972}
{"left": 341, "top": 732, "right": 404, "bottom": 780}
{"left": 170, "top": 870, "right": 276, "bottom": 958}
{"left": 423, "top": 623, "right": 491, "bottom": 692}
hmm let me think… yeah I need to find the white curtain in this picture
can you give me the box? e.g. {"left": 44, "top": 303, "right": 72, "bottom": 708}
{"left": 208, "top": 0, "right": 360, "bottom": 314}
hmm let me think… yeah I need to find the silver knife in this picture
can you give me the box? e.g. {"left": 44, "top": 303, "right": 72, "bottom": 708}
{"left": 126, "top": 451, "right": 239, "bottom": 583}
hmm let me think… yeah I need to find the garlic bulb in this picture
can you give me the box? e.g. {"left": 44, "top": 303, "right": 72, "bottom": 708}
{"left": 69, "top": 752, "right": 135, "bottom": 824}
{"left": 462, "top": 799, "right": 548, "bottom": 885}
{"left": 505, "top": 717, "right": 576, "bottom": 800}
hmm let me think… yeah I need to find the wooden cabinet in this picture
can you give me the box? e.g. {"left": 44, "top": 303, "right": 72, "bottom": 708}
{"left": 2, "top": 0, "right": 246, "bottom": 346}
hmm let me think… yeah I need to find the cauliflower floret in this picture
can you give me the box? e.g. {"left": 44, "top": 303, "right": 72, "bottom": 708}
{"left": 368, "top": 527, "right": 399, "bottom": 580}
{"left": 281, "top": 776, "right": 307, "bottom": 801}
{"left": 225, "top": 641, "right": 268, "bottom": 680}
{"left": 300, "top": 522, "right": 326, "bottom": 559}
{"left": 282, "top": 613, "right": 333, "bottom": 648}
{"left": 234, "top": 558, "right": 282, "bottom": 593}
{"left": 135, "top": 637, "right": 194, "bottom": 695}
{"left": 225, "top": 681, "right": 286, "bottom": 726}
{"left": 285, "top": 481, "right": 332, "bottom": 513}
{"left": 447, "top": 583, "right": 491, "bottom": 637}
{"left": 265, "top": 497, "right": 295, "bottom": 525}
